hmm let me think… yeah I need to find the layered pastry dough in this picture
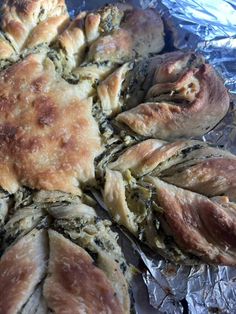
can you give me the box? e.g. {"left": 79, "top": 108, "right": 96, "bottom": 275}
{"left": 0, "top": 229, "right": 48, "bottom": 314}
{"left": 0, "top": 52, "right": 103, "bottom": 194}
{"left": 44, "top": 230, "right": 125, "bottom": 314}
{"left": 104, "top": 139, "right": 236, "bottom": 265}
{"left": 48, "top": 2, "right": 166, "bottom": 117}
{"left": 0, "top": 0, "right": 69, "bottom": 60}
{"left": 98, "top": 63, "right": 132, "bottom": 116}
{"left": 0, "top": 35, "right": 15, "bottom": 60}
{"left": 88, "top": 7, "right": 164, "bottom": 63}
{"left": 100, "top": 51, "right": 230, "bottom": 139}
{"left": 146, "top": 177, "right": 236, "bottom": 265}
{"left": 0, "top": 3, "right": 167, "bottom": 196}
{"left": 0, "top": 190, "right": 131, "bottom": 313}
{"left": 55, "top": 4, "right": 164, "bottom": 74}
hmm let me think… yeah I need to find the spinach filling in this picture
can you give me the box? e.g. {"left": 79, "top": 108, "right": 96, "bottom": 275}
{"left": 98, "top": 5, "right": 124, "bottom": 33}
{"left": 53, "top": 216, "right": 131, "bottom": 279}
{"left": 0, "top": 185, "right": 131, "bottom": 281}
{"left": 123, "top": 173, "right": 199, "bottom": 264}
{"left": 149, "top": 143, "right": 205, "bottom": 177}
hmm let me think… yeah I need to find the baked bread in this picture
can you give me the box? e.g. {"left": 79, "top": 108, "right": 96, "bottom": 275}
{"left": 0, "top": 3, "right": 167, "bottom": 196}
{"left": 0, "top": 1, "right": 233, "bottom": 311}
{"left": 0, "top": 189, "right": 131, "bottom": 313}
{"left": 146, "top": 177, "right": 236, "bottom": 265}
{"left": 44, "top": 230, "right": 126, "bottom": 314}
{"left": 55, "top": 4, "right": 164, "bottom": 72}
{"left": 87, "top": 6, "right": 164, "bottom": 63}
{"left": 0, "top": 229, "right": 48, "bottom": 314}
{"left": 48, "top": 2, "right": 165, "bottom": 104}
{"left": 0, "top": 0, "right": 69, "bottom": 61}
{"left": 108, "top": 51, "right": 230, "bottom": 139}
{"left": 0, "top": 52, "right": 103, "bottom": 194}
{"left": 106, "top": 139, "right": 236, "bottom": 194}
{"left": 104, "top": 139, "right": 236, "bottom": 265}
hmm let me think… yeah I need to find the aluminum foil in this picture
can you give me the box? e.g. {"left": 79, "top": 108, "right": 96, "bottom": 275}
{"left": 69, "top": 0, "right": 236, "bottom": 313}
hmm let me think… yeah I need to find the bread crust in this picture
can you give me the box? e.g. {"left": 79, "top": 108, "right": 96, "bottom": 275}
{"left": 147, "top": 177, "right": 236, "bottom": 265}
{"left": 44, "top": 230, "right": 124, "bottom": 314}
{"left": 117, "top": 52, "right": 230, "bottom": 139}
{"left": 0, "top": 230, "right": 48, "bottom": 314}
{"left": 0, "top": 0, "right": 69, "bottom": 55}
{"left": 0, "top": 53, "right": 103, "bottom": 193}
{"left": 104, "top": 139, "right": 236, "bottom": 265}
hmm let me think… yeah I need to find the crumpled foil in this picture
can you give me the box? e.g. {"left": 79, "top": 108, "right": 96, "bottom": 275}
{"left": 69, "top": 0, "right": 236, "bottom": 313}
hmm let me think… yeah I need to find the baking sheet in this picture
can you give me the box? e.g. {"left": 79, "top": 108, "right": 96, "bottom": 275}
{"left": 67, "top": 0, "right": 236, "bottom": 312}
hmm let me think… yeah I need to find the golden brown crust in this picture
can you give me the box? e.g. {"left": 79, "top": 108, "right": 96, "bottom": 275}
{"left": 98, "top": 63, "right": 131, "bottom": 116}
{"left": 55, "top": 5, "right": 123, "bottom": 71}
{"left": 108, "top": 139, "right": 166, "bottom": 174}
{"left": 57, "top": 12, "right": 87, "bottom": 70}
{"left": 0, "top": 35, "right": 15, "bottom": 59}
{"left": 104, "top": 139, "right": 236, "bottom": 265}
{"left": 85, "top": 13, "right": 101, "bottom": 42}
{"left": 0, "top": 53, "right": 103, "bottom": 194}
{"left": 44, "top": 230, "right": 124, "bottom": 314}
{"left": 108, "top": 139, "right": 236, "bottom": 200}
{"left": 163, "top": 158, "right": 236, "bottom": 201}
{"left": 1, "top": 0, "right": 69, "bottom": 53}
{"left": 121, "top": 8, "right": 165, "bottom": 57}
{"left": 117, "top": 52, "right": 230, "bottom": 139}
{"left": 147, "top": 177, "right": 236, "bottom": 265}
{"left": 0, "top": 230, "right": 48, "bottom": 314}
{"left": 25, "top": 14, "right": 69, "bottom": 49}
{"left": 88, "top": 28, "right": 133, "bottom": 63}
{"left": 53, "top": 4, "right": 164, "bottom": 75}
{"left": 108, "top": 139, "right": 203, "bottom": 177}
{"left": 88, "top": 8, "right": 164, "bottom": 64}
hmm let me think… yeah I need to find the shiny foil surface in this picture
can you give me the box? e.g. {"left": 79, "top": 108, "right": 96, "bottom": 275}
{"left": 68, "top": 0, "right": 236, "bottom": 312}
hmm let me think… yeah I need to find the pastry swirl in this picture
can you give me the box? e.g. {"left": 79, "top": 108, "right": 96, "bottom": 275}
{"left": 0, "top": 0, "right": 69, "bottom": 60}
{"left": 0, "top": 189, "right": 131, "bottom": 313}
{"left": 104, "top": 139, "right": 236, "bottom": 265}
{"left": 114, "top": 52, "right": 230, "bottom": 139}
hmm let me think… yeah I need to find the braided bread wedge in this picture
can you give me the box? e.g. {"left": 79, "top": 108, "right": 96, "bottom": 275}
{"left": 104, "top": 139, "right": 236, "bottom": 265}
{"left": 0, "top": 189, "right": 131, "bottom": 313}
{"left": 0, "top": 0, "right": 69, "bottom": 60}
{"left": 98, "top": 51, "right": 230, "bottom": 139}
